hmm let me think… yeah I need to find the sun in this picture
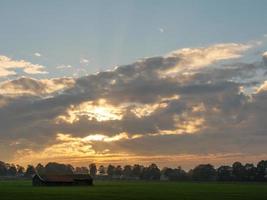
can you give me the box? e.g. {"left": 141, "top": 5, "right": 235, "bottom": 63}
{"left": 87, "top": 105, "right": 122, "bottom": 121}
{"left": 56, "top": 99, "right": 124, "bottom": 123}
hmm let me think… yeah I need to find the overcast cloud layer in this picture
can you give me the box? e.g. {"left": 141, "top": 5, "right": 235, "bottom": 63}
{"left": 0, "top": 42, "right": 267, "bottom": 168}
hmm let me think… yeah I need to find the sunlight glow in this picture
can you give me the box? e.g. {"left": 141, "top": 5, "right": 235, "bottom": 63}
{"left": 12, "top": 132, "right": 131, "bottom": 165}
{"left": 157, "top": 115, "right": 205, "bottom": 135}
{"left": 56, "top": 96, "right": 181, "bottom": 123}
{"left": 83, "top": 133, "right": 129, "bottom": 142}
{"left": 56, "top": 99, "right": 124, "bottom": 123}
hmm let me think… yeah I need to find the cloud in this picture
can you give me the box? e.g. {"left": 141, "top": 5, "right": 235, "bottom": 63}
{"left": 56, "top": 65, "right": 72, "bottom": 69}
{"left": 0, "top": 77, "right": 75, "bottom": 97}
{"left": 80, "top": 58, "right": 90, "bottom": 64}
{"left": 255, "top": 80, "right": 267, "bottom": 93}
{"left": 11, "top": 132, "right": 267, "bottom": 168}
{"left": 34, "top": 52, "right": 41, "bottom": 57}
{"left": 159, "top": 28, "right": 164, "bottom": 33}
{"left": 0, "top": 42, "right": 267, "bottom": 167}
{"left": 163, "top": 43, "right": 251, "bottom": 75}
{"left": 263, "top": 51, "right": 267, "bottom": 66}
{"left": 0, "top": 55, "right": 47, "bottom": 77}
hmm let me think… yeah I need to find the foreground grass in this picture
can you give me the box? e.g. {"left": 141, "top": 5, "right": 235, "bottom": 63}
{"left": 0, "top": 180, "right": 267, "bottom": 200}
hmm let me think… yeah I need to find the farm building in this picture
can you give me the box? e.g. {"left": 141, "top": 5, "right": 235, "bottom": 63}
{"left": 32, "top": 174, "right": 93, "bottom": 186}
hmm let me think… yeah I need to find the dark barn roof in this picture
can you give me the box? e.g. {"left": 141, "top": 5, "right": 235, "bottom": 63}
{"left": 32, "top": 174, "right": 93, "bottom": 186}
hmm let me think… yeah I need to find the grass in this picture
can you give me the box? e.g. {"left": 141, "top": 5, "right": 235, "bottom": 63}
{"left": 0, "top": 180, "right": 267, "bottom": 200}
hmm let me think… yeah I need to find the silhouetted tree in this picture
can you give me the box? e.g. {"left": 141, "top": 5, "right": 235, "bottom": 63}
{"left": 75, "top": 166, "right": 88, "bottom": 174}
{"left": 107, "top": 164, "right": 115, "bottom": 177}
{"left": 98, "top": 165, "right": 105, "bottom": 175}
{"left": 25, "top": 165, "right": 35, "bottom": 177}
{"left": 142, "top": 163, "right": 160, "bottom": 180}
{"left": 89, "top": 163, "right": 97, "bottom": 177}
{"left": 123, "top": 165, "right": 132, "bottom": 177}
{"left": 162, "top": 166, "right": 187, "bottom": 181}
{"left": 0, "top": 161, "right": 7, "bottom": 176}
{"left": 244, "top": 163, "right": 257, "bottom": 181}
{"left": 174, "top": 166, "right": 188, "bottom": 181}
{"left": 192, "top": 164, "right": 216, "bottom": 181}
{"left": 232, "top": 162, "right": 246, "bottom": 181}
{"left": 1, "top": 160, "right": 267, "bottom": 182}
{"left": 217, "top": 165, "right": 233, "bottom": 181}
{"left": 45, "top": 162, "right": 73, "bottom": 175}
{"left": 132, "top": 164, "right": 143, "bottom": 178}
{"left": 7, "top": 164, "right": 17, "bottom": 176}
{"left": 114, "top": 165, "right": 123, "bottom": 177}
{"left": 16, "top": 165, "right": 25, "bottom": 175}
{"left": 162, "top": 167, "right": 171, "bottom": 175}
{"left": 256, "top": 160, "right": 267, "bottom": 181}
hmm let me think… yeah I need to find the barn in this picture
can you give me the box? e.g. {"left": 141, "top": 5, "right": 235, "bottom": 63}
{"left": 32, "top": 174, "right": 93, "bottom": 186}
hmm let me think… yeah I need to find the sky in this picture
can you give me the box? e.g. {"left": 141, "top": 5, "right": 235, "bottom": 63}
{"left": 0, "top": 0, "right": 267, "bottom": 169}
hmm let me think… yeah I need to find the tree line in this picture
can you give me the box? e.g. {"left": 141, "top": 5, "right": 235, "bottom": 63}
{"left": 0, "top": 160, "right": 267, "bottom": 182}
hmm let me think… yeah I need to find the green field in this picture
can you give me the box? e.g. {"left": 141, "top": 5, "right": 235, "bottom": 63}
{"left": 1, "top": 180, "right": 267, "bottom": 200}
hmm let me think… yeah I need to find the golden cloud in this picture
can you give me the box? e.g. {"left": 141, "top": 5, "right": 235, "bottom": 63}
{"left": 0, "top": 77, "right": 75, "bottom": 96}
{"left": 162, "top": 43, "right": 251, "bottom": 76}
{"left": 0, "top": 55, "right": 47, "bottom": 76}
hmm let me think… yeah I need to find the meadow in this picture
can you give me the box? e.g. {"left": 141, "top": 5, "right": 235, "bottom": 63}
{"left": 0, "top": 180, "right": 267, "bottom": 200}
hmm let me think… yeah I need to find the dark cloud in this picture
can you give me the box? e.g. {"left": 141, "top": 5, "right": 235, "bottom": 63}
{"left": 0, "top": 76, "right": 75, "bottom": 96}
{"left": 263, "top": 52, "right": 267, "bottom": 66}
{"left": 0, "top": 43, "right": 267, "bottom": 164}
